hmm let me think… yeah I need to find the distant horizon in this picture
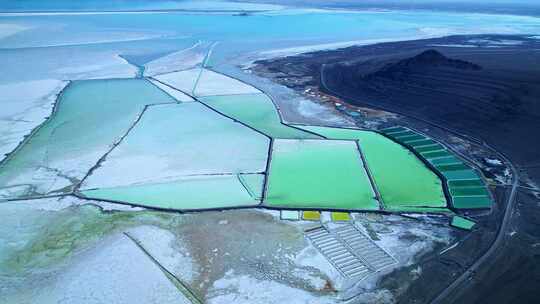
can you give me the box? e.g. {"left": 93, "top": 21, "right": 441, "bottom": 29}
{"left": 245, "top": 0, "right": 540, "bottom": 17}
{"left": 1, "top": 0, "right": 540, "bottom": 10}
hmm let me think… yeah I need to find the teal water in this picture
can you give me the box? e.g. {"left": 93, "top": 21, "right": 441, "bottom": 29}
{"left": 80, "top": 102, "right": 269, "bottom": 190}
{"left": 0, "top": 0, "right": 282, "bottom": 12}
{"left": 264, "top": 139, "right": 379, "bottom": 211}
{"left": 82, "top": 174, "right": 264, "bottom": 210}
{"left": 298, "top": 126, "right": 447, "bottom": 211}
{"left": 0, "top": 79, "right": 176, "bottom": 199}
{"left": 1, "top": 9, "right": 539, "bottom": 74}
{"left": 0, "top": 4, "right": 536, "bottom": 207}
{"left": 201, "top": 93, "right": 321, "bottom": 139}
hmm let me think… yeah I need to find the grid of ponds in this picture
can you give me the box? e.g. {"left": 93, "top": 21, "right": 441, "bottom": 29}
{"left": 0, "top": 67, "right": 491, "bottom": 215}
{"left": 381, "top": 126, "right": 493, "bottom": 210}
{"left": 305, "top": 224, "right": 397, "bottom": 280}
{"left": 81, "top": 174, "right": 264, "bottom": 210}
{"left": 297, "top": 126, "right": 448, "bottom": 213}
{"left": 81, "top": 103, "right": 269, "bottom": 189}
{"left": 0, "top": 79, "right": 177, "bottom": 200}
{"left": 79, "top": 101, "right": 269, "bottom": 209}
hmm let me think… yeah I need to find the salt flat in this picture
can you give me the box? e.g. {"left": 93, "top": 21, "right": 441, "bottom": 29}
{"left": 154, "top": 68, "right": 201, "bottom": 95}
{"left": 0, "top": 79, "right": 67, "bottom": 162}
{"left": 0, "top": 79, "right": 176, "bottom": 199}
{"left": 144, "top": 41, "right": 206, "bottom": 76}
{"left": 149, "top": 79, "right": 195, "bottom": 102}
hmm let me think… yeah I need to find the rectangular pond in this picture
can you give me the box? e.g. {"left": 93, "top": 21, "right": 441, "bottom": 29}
{"left": 264, "top": 139, "right": 379, "bottom": 211}
{"left": 200, "top": 93, "right": 321, "bottom": 139}
{"left": 297, "top": 126, "right": 448, "bottom": 211}
{"left": 81, "top": 102, "right": 270, "bottom": 190}
{"left": 81, "top": 174, "right": 264, "bottom": 211}
{"left": 0, "top": 78, "right": 176, "bottom": 199}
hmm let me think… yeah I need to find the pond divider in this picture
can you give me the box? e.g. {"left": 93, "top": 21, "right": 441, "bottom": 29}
{"left": 0, "top": 80, "right": 71, "bottom": 171}
{"left": 124, "top": 232, "right": 203, "bottom": 304}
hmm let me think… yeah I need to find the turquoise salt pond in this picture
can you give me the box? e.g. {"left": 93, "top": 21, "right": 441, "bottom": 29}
{"left": 81, "top": 102, "right": 269, "bottom": 190}
{"left": 0, "top": 4, "right": 537, "bottom": 303}
{"left": 0, "top": 79, "right": 176, "bottom": 199}
{"left": 0, "top": 3, "right": 533, "bottom": 211}
{"left": 264, "top": 139, "right": 379, "bottom": 211}
{"left": 82, "top": 174, "right": 265, "bottom": 210}
{"left": 201, "top": 94, "right": 320, "bottom": 139}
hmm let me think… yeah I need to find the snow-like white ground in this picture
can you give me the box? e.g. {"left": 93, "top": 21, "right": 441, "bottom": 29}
{"left": 256, "top": 37, "right": 424, "bottom": 59}
{"left": 0, "top": 23, "right": 29, "bottom": 39}
{"left": 154, "top": 68, "right": 201, "bottom": 94}
{"left": 195, "top": 69, "right": 261, "bottom": 96}
{"left": 294, "top": 245, "right": 343, "bottom": 288}
{"left": 53, "top": 53, "right": 138, "bottom": 80}
{"left": 0, "top": 79, "right": 67, "bottom": 162}
{"left": 82, "top": 103, "right": 269, "bottom": 189}
{"left": 293, "top": 97, "right": 353, "bottom": 125}
{"left": 144, "top": 41, "right": 206, "bottom": 77}
{"left": 5, "top": 234, "right": 191, "bottom": 304}
{"left": 155, "top": 68, "right": 261, "bottom": 97}
{"left": 0, "top": 194, "right": 455, "bottom": 303}
{"left": 220, "top": 66, "right": 355, "bottom": 127}
{"left": 0, "top": 196, "right": 198, "bottom": 303}
{"left": 149, "top": 79, "right": 195, "bottom": 102}
{"left": 0, "top": 48, "right": 137, "bottom": 82}
{"left": 169, "top": 1, "right": 284, "bottom": 11}
{"left": 0, "top": 79, "right": 177, "bottom": 200}
{"left": 0, "top": 195, "right": 143, "bottom": 214}
{"left": 127, "top": 225, "right": 199, "bottom": 283}
{"left": 0, "top": 22, "right": 171, "bottom": 49}
{"left": 207, "top": 270, "right": 334, "bottom": 304}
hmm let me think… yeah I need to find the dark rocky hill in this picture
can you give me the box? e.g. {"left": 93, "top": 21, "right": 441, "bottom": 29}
{"left": 366, "top": 49, "right": 481, "bottom": 81}
{"left": 322, "top": 47, "right": 540, "bottom": 166}
{"left": 253, "top": 35, "right": 540, "bottom": 304}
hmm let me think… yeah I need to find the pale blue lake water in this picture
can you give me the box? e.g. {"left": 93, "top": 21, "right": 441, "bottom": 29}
{"left": 1, "top": 7, "right": 539, "bottom": 83}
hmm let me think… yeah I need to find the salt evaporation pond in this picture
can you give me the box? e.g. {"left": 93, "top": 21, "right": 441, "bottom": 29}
{"left": 264, "top": 139, "right": 379, "bottom": 211}
{"left": 0, "top": 4, "right": 538, "bottom": 303}
{"left": 81, "top": 102, "right": 269, "bottom": 187}
{"left": 82, "top": 174, "right": 265, "bottom": 210}
{"left": 200, "top": 94, "right": 321, "bottom": 139}
{"left": 0, "top": 79, "right": 176, "bottom": 199}
{"left": 298, "top": 126, "right": 448, "bottom": 212}
{"left": 1, "top": 4, "right": 538, "bottom": 208}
